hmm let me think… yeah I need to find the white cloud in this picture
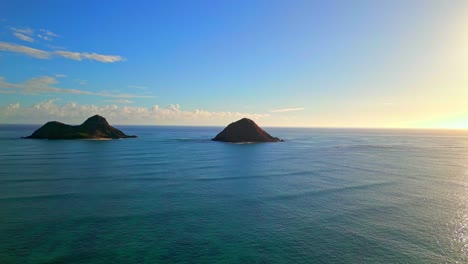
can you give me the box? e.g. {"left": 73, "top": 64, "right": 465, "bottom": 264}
{"left": 38, "top": 29, "right": 58, "bottom": 41}
{"left": 10, "top": 27, "right": 57, "bottom": 42}
{"left": 13, "top": 32, "right": 34, "bottom": 43}
{"left": 96, "top": 91, "right": 154, "bottom": 98}
{"left": 128, "top": 85, "right": 148, "bottom": 90}
{"left": 40, "top": 29, "right": 58, "bottom": 37}
{"left": 0, "top": 100, "right": 269, "bottom": 125}
{"left": 10, "top": 27, "right": 33, "bottom": 35}
{"left": 54, "top": 51, "right": 82, "bottom": 60}
{"left": 54, "top": 50, "right": 125, "bottom": 63}
{"left": 0, "top": 42, "right": 50, "bottom": 59}
{"left": 55, "top": 74, "right": 67, "bottom": 78}
{"left": 105, "top": 99, "right": 133, "bottom": 104}
{"left": 37, "top": 34, "right": 51, "bottom": 41}
{"left": 81, "top": 52, "right": 125, "bottom": 63}
{"left": 0, "top": 41, "right": 125, "bottom": 63}
{"left": 0, "top": 76, "right": 155, "bottom": 98}
{"left": 7, "top": 102, "right": 20, "bottom": 110}
{"left": 270, "top": 107, "right": 305, "bottom": 113}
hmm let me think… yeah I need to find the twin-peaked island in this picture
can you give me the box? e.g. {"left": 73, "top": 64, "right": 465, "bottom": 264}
{"left": 24, "top": 115, "right": 283, "bottom": 142}
{"left": 23, "top": 115, "right": 136, "bottom": 139}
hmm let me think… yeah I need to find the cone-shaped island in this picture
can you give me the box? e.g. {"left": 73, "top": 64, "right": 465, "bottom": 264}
{"left": 24, "top": 115, "right": 136, "bottom": 139}
{"left": 212, "top": 118, "right": 283, "bottom": 143}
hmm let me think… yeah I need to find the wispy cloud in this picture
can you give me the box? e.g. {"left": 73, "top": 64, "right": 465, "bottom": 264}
{"left": 37, "top": 29, "right": 58, "bottom": 41}
{"left": 270, "top": 107, "right": 305, "bottom": 113}
{"left": 54, "top": 51, "right": 125, "bottom": 63}
{"left": 0, "top": 100, "right": 269, "bottom": 125}
{"left": 10, "top": 27, "right": 35, "bottom": 42}
{"left": 40, "top": 29, "right": 58, "bottom": 37}
{"left": 13, "top": 32, "right": 34, "bottom": 43}
{"left": 0, "top": 42, "right": 125, "bottom": 63}
{"left": 37, "top": 34, "right": 52, "bottom": 41}
{"left": 54, "top": 50, "right": 125, "bottom": 63}
{"left": 10, "top": 27, "right": 59, "bottom": 42}
{"left": 10, "top": 27, "right": 34, "bottom": 35}
{"left": 0, "top": 76, "right": 155, "bottom": 98}
{"left": 0, "top": 42, "right": 49, "bottom": 58}
{"left": 81, "top": 52, "right": 124, "bottom": 63}
{"left": 54, "top": 51, "right": 81, "bottom": 60}
{"left": 105, "top": 99, "right": 133, "bottom": 104}
{"left": 77, "top": 79, "right": 87, "bottom": 85}
{"left": 128, "top": 85, "right": 148, "bottom": 90}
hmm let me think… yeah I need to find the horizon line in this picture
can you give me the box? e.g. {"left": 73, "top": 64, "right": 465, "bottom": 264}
{"left": 1, "top": 122, "right": 467, "bottom": 131}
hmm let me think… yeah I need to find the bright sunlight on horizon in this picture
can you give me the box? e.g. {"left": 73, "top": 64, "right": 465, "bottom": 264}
{"left": 0, "top": 0, "right": 467, "bottom": 129}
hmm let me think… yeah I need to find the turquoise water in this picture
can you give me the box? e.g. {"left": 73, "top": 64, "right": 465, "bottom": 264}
{"left": 1, "top": 125, "right": 468, "bottom": 263}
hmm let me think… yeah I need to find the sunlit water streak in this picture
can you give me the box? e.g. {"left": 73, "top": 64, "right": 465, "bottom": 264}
{"left": 0, "top": 125, "right": 468, "bottom": 263}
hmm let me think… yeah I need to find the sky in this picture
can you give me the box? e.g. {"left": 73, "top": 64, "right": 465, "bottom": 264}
{"left": 0, "top": 0, "right": 467, "bottom": 128}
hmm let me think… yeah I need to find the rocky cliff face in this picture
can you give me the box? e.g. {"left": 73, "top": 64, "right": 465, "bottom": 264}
{"left": 212, "top": 118, "right": 282, "bottom": 143}
{"left": 24, "top": 115, "right": 136, "bottom": 139}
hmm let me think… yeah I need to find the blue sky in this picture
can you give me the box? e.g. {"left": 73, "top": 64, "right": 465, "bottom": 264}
{"left": 1, "top": 0, "right": 467, "bottom": 127}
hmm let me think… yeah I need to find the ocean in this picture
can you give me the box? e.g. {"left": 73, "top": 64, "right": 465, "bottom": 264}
{"left": 0, "top": 125, "right": 467, "bottom": 263}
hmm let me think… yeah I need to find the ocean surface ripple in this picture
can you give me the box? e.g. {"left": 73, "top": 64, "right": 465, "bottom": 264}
{"left": 1, "top": 125, "right": 467, "bottom": 263}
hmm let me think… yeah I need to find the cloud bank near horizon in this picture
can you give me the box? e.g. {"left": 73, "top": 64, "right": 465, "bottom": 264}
{"left": 270, "top": 108, "right": 305, "bottom": 113}
{"left": 0, "top": 99, "right": 270, "bottom": 125}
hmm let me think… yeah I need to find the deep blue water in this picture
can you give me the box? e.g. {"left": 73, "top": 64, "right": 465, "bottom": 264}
{"left": 1, "top": 125, "right": 468, "bottom": 263}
